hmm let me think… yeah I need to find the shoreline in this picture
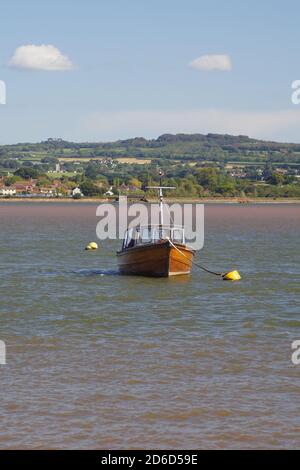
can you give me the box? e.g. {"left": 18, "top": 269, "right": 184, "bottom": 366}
{"left": 0, "top": 197, "right": 300, "bottom": 204}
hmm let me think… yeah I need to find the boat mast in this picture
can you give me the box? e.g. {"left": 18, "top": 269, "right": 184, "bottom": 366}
{"left": 146, "top": 171, "right": 175, "bottom": 227}
{"left": 159, "top": 171, "right": 163, "bottom": 226}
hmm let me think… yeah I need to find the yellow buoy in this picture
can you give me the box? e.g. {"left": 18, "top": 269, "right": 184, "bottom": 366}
{"left": 89, "top": 242, "right": 98, "bottom": 250}
{"left": 222, "top": 270, "right": 241, "bottom": 281}
{"left": 85, "top": 242, "right": 98, "bottom": 250}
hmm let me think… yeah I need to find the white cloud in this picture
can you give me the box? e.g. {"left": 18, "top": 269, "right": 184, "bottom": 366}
{"left": 189, "top": 54, "right": 232, "bottom": 71}
{"left": 9, "top": 44, "right": 74, "bottom": 71}
{"left": 84, "top": 108, "right": 300, "bottom": 142}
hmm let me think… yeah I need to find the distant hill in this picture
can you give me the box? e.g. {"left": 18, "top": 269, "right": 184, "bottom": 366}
{"left": 1, "top": 133, "right": 300, "bottom": 164}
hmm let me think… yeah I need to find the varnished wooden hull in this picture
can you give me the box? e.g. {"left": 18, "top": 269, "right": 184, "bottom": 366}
{"left": 117, "top": 241, "right": 194, "bottom": 277}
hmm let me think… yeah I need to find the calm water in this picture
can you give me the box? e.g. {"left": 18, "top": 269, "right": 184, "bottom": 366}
{"left": 0, "top": 202, "right": 300, "bottom": 449}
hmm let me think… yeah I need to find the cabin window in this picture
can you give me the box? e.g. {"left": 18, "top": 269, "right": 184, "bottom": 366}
{"left": 159, "top": 228, "right": 169, "bottom": 240}
{"left": 124, "top": 228, "right": 135, "bottom": 248}
{"left": 141, "top": 228, "right": 152, "bottom": 244}
{"left": 172, "top": 229, "right": 184, "bottom": 243}
{"left": 152, "top": 228, "right": 160, "bottom": 242}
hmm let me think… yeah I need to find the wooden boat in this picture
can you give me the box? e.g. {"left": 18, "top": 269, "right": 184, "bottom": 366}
{"left": 117, "top": 186, "right": 195, "bottom": 277}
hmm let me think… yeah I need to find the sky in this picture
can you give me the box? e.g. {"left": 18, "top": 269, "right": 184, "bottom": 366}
{"left": 1, "top": 0, "right": 300, "bottom": 144}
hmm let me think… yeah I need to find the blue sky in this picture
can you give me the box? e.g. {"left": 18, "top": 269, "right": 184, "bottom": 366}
{"left": 1, "top": 0, "right": 300, "bottom": 143}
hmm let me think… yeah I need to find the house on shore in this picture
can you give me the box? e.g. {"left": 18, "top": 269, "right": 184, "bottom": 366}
{"left": 72, "top": 187, "right": 83, "bottom": 197}
{"left": 0, "top": 187, "right": 16, "bottom": 196}
{"left": 104, "top": 186, "right": 114, "bottom": 196}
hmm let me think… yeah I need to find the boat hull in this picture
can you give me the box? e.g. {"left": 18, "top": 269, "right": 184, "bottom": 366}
{"left": 117, "top": 241, "right": 194, "bottom": 277}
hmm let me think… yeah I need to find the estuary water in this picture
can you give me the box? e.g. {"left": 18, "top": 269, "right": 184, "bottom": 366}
{"left": 0, "top": 202, "right": 299, "bottom": 449}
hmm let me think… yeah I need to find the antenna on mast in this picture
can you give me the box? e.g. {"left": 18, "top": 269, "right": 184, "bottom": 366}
{"left": 146, "top": 171, "right": 175, "bottom": 226}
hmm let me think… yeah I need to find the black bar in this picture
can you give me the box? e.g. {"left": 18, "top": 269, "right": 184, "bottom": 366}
{"left": 0, "top": 450, "right": 292, "bottom": 466}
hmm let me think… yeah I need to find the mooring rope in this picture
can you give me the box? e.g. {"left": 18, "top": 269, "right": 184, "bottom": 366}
{"left": 166, "top": 237, "right": 224, "bottom": 277}
{"left": 163, "top": 200, "right": 240, "bottom": 280}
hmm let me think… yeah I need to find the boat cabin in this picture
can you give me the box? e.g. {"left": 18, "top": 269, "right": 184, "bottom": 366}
{"left": 122, "top": 225, "right": 185, "bottom": 250}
